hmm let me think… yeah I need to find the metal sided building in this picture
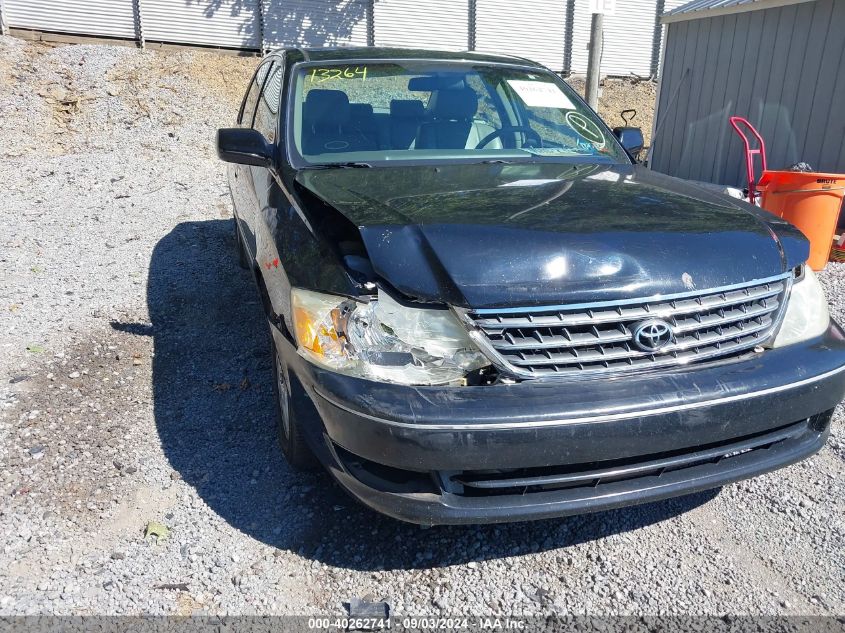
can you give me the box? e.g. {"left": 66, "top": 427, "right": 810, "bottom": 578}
{"left": 650, "top": 0, "right": 845, "bottom": 187}
{"left": 1, "top": 0, "right": 682, "bottom": 78}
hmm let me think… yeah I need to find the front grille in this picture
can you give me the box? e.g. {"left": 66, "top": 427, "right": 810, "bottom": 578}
{"left": 463, "top": 274, "right": 792, "bottom": 378}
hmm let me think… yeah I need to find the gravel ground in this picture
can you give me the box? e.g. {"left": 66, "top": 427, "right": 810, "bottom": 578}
{"left": 1, "top": 37, "right": 843, "bottom": 618}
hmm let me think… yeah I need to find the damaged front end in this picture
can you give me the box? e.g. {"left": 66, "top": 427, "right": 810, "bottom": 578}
{"left": 290, "top": 287, "right": 495, "bottom": 386}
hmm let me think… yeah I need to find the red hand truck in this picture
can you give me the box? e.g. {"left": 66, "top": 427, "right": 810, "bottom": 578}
{"left": 729, "top": 116, "right": 767, "bottom": 205}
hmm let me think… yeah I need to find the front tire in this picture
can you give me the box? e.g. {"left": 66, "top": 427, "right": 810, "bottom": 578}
{"left": 272, "top": 345, "right": 317, "bottom": 471}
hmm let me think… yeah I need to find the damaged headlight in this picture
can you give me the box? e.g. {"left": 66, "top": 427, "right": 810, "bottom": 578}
{"left": 771, "top": 268, "right": 830, "bottom": 348}
{"left": 291, "top": 288, "right": 490, "bottom": 385}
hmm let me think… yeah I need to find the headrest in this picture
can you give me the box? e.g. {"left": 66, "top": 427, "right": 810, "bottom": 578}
{"left": 350, "top": 103, "right": 374, "bottom": 119}
{"left": 304, "top": 89, "right": 350, "bottom": 127}
{"left": 429, "top": 88, "right": 478, "bottom": 121}
{"left": 390, "top": 99, "right": 425, "bottom": 119}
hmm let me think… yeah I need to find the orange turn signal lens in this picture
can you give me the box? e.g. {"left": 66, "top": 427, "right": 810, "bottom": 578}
{"left": 291, "top": 289, "right": 348, "bottom": 364}
{"left": 293, "top": 305, "right": 324, "bottom": 354}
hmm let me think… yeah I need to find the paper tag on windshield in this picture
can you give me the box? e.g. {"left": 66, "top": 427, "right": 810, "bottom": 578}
{"left": 507, "top": 80, "right": 576, "bottom": 109}
{"left": 499, "top": 179, "right": 562, "bottom": 187}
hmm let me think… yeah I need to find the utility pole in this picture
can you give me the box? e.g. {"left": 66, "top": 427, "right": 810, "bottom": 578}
{"left": 585, "top": 11, "right": 603, "bottom": 109}
{"left": 132, "top": 0, "right": 145, "bottom": 49}
{"left": 0, "top": 0, "right": 8, "bottom": 36}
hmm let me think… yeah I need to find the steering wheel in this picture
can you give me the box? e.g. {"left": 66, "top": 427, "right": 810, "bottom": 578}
{"left": 475, "top": 126, "right": 543, "bottom": 149}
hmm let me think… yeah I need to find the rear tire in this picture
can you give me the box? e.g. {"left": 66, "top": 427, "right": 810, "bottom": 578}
{"left": 272, "top": 343, "right": 318, "bottom": 471}
{"left": 234, "top": 218, "right": 249, "bottom": 270}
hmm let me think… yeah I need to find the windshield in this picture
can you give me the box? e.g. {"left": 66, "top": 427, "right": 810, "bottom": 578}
{"left": 287, "top": 61, "right": 629, "bottom": 167}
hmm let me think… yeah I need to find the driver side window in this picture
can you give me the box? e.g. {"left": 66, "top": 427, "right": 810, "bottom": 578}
{"left": 254, "top": 62, "right": 282, "bottom": 143}
{"left": 239, "top": 61, "right": 273, "bottom": 127}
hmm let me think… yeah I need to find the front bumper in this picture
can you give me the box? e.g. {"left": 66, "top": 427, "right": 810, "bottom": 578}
{"left": 280, "top": 323, "right": 845, "bottom": 525}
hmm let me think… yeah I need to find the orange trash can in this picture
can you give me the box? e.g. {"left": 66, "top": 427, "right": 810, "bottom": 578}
{"left": 757, "top": 171, "right": 845, "bottom": 271}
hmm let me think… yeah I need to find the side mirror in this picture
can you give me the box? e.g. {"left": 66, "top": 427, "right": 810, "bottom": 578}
{"left": 216, "top": 128, "right": 274, "bottom": 167}
{"left": 613, "top": 127, "right": 644, "bottom": 161}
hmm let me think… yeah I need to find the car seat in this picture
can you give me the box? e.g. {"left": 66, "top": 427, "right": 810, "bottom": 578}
{"left": 417, "top": 88, "right": 479, "bottom": 150}
{"left": 301, "top": 89, "right": 376, "bottom": 155}
{"left": 389, "top": 99, "right": 425, "bottom": 149}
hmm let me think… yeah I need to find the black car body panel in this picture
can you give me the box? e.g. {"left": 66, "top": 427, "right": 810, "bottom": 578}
{"left": 306, "top": 325, "right": 845, "bottom": 471}
{"left": 220, "top": 47, "right": 845, "bottom": 524}
{"left": 271, "top": 319, "right": 844, "bottom": 524}
{"left": 296, "top": 163, "right": 809, "bottom": 308}
{"left": 333, "top": 420, "right": 830, "bottom": 525}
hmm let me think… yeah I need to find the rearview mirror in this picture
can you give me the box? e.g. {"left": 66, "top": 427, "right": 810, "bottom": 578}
{"left": 408, "top": 74, "right": 465, "bottom": 91}
{"left": 613, "top": 127, "right": 644, "bottom": 161}
{"left": 216, "top": 128, "right": 274, "bottom": 167}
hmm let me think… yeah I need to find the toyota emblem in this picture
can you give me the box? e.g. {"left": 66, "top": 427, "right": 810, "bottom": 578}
{"left": 632, "top": 318, "right": 674, "bottom": 352}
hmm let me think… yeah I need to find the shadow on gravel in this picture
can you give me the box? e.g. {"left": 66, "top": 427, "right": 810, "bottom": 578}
{"left": 135, "top": 219, "right": 720, "bottom": 572}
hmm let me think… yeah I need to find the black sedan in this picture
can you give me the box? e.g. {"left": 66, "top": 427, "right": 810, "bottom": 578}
{"left": 217, "top": 47, "right": 845, "bottom": 524}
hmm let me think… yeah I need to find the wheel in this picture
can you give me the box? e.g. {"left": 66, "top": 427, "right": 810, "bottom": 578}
{"left": 475, "top": 126, "right": 543, "bottom": 149}
{"left": 234, "top": 218, "right": 249, "bottom": 270}
{"left": 272, "top": 345, "right": 318, "bottom": 470}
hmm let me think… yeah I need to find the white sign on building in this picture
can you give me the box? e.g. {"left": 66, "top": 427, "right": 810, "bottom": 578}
{"left": 588, "top": 0, "right": 617, "bottom": 15}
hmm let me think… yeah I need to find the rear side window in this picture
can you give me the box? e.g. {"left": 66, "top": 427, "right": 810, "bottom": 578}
{"left": 239, "top": 60, "right": 272, "bottom": 126}
{"left": 254, "top": 62, "right": 283, "bottom": 142}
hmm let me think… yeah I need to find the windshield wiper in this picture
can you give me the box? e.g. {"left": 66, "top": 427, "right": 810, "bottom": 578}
{"left": 307, "top": 161, "right": 373, "bottom": 169}
{"left": 479, "top": 159, "right": 515, "bottom": 164}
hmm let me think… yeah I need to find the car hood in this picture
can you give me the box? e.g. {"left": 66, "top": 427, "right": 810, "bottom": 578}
{"left": 295, "top": 163, "right": 808, "bottom": 308}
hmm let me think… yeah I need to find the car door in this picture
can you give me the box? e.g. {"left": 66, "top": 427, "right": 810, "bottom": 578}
{"left": 248, "top": 59, "right": 287, "bottom": 299}
{"left": 232, "top": 59, "right": 275, "bottom": 261}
